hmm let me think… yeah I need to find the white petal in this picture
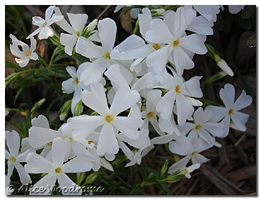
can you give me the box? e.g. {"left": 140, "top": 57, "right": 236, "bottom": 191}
{"left": 112, "top": 116, "right": 143, "bottom": 139}
{"left": 187, "top": 16, "right": 214, "bottom": 35}
{"left": 67, "top": 13, "right": 88, "bottom": 32}
{"left": 30, "top": 173, "right": 57, "bottom": 195}
{"left": 220, "top": 115, "right": 231, "bottom": 137}
{"left": 28, "top": 126, "right": 61, "bottom": 148}
{"left": 151, "top": 133, "right": 178, "bottom": 145}
{"left": 145, "top": 19, "right": 173, "bottom": 44}
{"left": 45, "top": 5, "right": 55, "bottom": 21}
{"left": 193, "top": 107, "right": 212, "bottom": 124}
{"left": 177, "top": 122, "right": 194, "bottom": 135}
{"left": 62, "top": 78, "right": 74, "bottom": 94}
{"left": 51, "top": 138, "right": 71, "bottom": 166}
{"left": 231, "top": 112, "right": 249, "bottom": 132}
{"left": 146, "top": 89, "right": 162, "bottom": 112}
{"left": 81, "top": 83, "right": 109, "bottom": 115}
{"left": 173, "top": 47, "right": 194, "bottom": 76}
{"left": 75, "top": 36, "right": 104, "bottom": 58}
{"left": 62, "top": 156, "right": 93, "bottom": 173}
{"left": 32, "top": 16, "right": 45, "bottom": 26}
{"left": 7, "top": 161, "right": 14, "bottom": 177}
{"left": 138, "top": 8, "right": 152, "bottom": 40}
{"left": 10, "top": 44, "right": 24, "bottom": 58}
{"left": 168, "top": 156, "right": 190, "bottom": 174}
{"left": 69, "top": 115, "right": 104, "bottom": 138}
{"left": 14, "top": 163, "right": 32, "bottom": 184}
{"left": 203, "top": 122, "right": 224, "bottom": 137}
{"left": 118, "top": 140, "right": 134, "bottom": 160}
{"left": 80, "top": 58, "right": 107, "bottom": 85}
{"left": 176, "top": 94, "right": 194, "bottom": 125}
{"left": 234, "top": 90, "right": 253, "bottom": 111}
{"left": 27, "top": 28, "right": 41, "bottom": 39}
{"left": 168, "top": 135, "right": 194, "bottom": 156}
{"left": 110, "top": 85, "right": 140, "bottom": 115}
{"left": 15, "top": 57, "right": 30, "bottom": 67}
{"left": 193, "top": 5, "right": 220, "bottom": 22}
{"left": 182, "top": 76, "right": 203, "bottom": 98}
{"left": 98, "top": 18, "right": 117, "bottom": 51}
{"left": 29, "top": 36, "right": 37, "bottom": 51}
{"left": 5, "top": 130, "right": 20, "bottom": 156}
{"left": 58, "top": 173, "right": 82, "bottom": 195}
{"left": 219, "top": 83, "right": 235, "bottom": 108}
{"left": 60, "top": 33, "right": 78, "bottom": 56}
{"left": 132, "top": 72, "right": 154, "bottom": 91}
{"left": 97, "top": 123, "right": 119, "bottom": 156}
{"left": 25, "top": 152, "right": 54, "bottom": 173}
{"left": 38, "top": 26, "right": 54, "bottom": 39}
{"left": 104, "top": 64, "right": 128, "bottom": 90}
{"left": 191, "top": 153, "right": 209, "bottom": 165}
{"left": 179, "top": 34, "right": 207, "bottom": 54}
{"left": 71, "top": 86, "right": 82, "bottom": 114}
{"left": 198, "top": 129, "right": 215, "bottom": 146}
{"left": 205, "top": 105, "right": 228, "bottom": 122}
{"left": 16, "top": 149, "right": 32, "bottom": 162}
{"left": 156, "top": 90, "right": 176, "bottom": 120}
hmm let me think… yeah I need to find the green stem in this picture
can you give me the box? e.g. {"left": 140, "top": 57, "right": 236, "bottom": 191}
{"left": 133, "top": 20, "right": 139, "bottom": 35}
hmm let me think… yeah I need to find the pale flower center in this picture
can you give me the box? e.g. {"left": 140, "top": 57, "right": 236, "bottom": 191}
{"left": 103, "top": 52, "right": 111, "bottom": 60}
{"left": 153, "top": 43, "right": 160, "bottom": 50}
{"left": 41, "top": 22, "right": 47, "bottom": 28}
{"left": 105, "top": 115, "right": 113, "bottom": 123}
{"left": 73, "top": 77, "right": 79, "bottom": 84}
{"left": 25, "top": 50, "right": 32, "bottom": 57}
{"left": 10, "top": 156, "right": 16, "bottom": 163}
{"left": 55, "top": 167, "right": 62, "bottom": 174}
{"left": 76, "top": 31, "right": 81, "bottom": 37}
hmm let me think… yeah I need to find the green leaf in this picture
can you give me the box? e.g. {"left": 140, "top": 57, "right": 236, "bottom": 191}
{"left": 236, "top": 13, "right": 251, "bottom": 30}
{"left": 73, "top": 100, "right": 83, "bottom": 116}
{"left": 160, "top": 159, "right": 169, "bottom": 177}
{"left": 158, "top": 182, "right": 171, "bottom": 195}
{"left": 242, "top": 5, "right": 256, "bottom": 19}
{"left": 141, "top": 166, "right": 160, "bottom": 180}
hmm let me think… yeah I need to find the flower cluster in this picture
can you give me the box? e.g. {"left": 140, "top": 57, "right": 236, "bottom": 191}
{"left": 6, "top": 5, "right": 253, "bottom": 195}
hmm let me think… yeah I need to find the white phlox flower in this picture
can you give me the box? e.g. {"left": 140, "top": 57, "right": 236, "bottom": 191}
{"left": 75, "top": 18, "right": 146, "bottom": 86}
{"left": 5, "top": 130, "right": 32, "bottom": 185}
{"left": 69, "top": 83, "right": 143, "bottom": 157}
{"left": 62, "top": 65, "right": 90, "bottom": 114}
{"left": 9, "top": 34, "right": 38, "bottom": 67}
{"left": 156, "top": 71, "right": 203, "bottom": 125}
{"left": 27, "top": 5, "right": 64, "bottom": 40}
{"left": 25, "top": 138, "right": 93, "bottom": 195}
{"left": 178, "top": 107, "right": 224, "bottom": 146}
{"left": 145, "top": 6, "right": 207, "bottom": 76}
{"left": 180, "top": 163, "right": 201, "bottom": 179}
{"left": 206, "top": 83, "right": 252, "bottom": 137}
{"left": 54, "top": 8, "right": 89, "bottom": 55}
{"left": 168, "top": 135, "right": 210, "bottom": 175}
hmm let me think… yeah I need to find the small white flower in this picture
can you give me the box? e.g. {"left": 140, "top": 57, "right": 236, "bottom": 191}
{"left": 156, "top": 71, "right": 203, "bottom": 125}
{"left": 206, "top": 83, "right": 252, "bottom": 137}
{"left": 69, "top": 83, "right": 143, "bottom": 157}
{"left": 27, "top": 5, "right": 63, "bottom": 40}
{"left": 5, "top": 130, "right": 32, "bottom": 185}
{"left": 9, "top": 34, "right": 38, "bottom": 67}
{"left": 25, "top": 138, "right": 93, "bottom": 195}
{"left": 228, "top": 5, "right": 245, "bottom": 14}
{"left": 168, "top": 135, "right": 210, "bottom": 174}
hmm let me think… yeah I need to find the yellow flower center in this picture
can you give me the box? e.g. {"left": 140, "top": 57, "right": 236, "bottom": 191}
{"left": 153, "top": 43, "right": 160, "bottom": 50}
{"left": 103, "top": 52, "right": 111, "bottom": 60}
{"left": 175, "top": 86, "right": 181, "bottom": 93}
{"left": 55, "top": 167, "right": 62, "bottom": 173}
{"left": 41, "top": 22, "right": 47, "bottom": 28}
{"left": 173, "top": 40, "right": 179, "bottom": 47}
{"left": 147, "top": 112, "right": 154, "bottom": 118}
{"left": 10, "top": 156, "right": 16, "bottom": 163}
{"left": 73, "top": 77, "right": 79, "bottom": 84}
{"left": 88, "top": 141, "right": 94, "bottom": 144}
{"left": 195, "top": 125, "right": 201, "bottom": 130}
{"left": 105, "top": 115, "right": 113, "bottom": 123}
{"left": 25, "top": 50, "right": 32, "bottom": 56}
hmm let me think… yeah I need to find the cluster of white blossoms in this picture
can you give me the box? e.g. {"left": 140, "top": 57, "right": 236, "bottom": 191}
{"left": 6, "top": 5, "right": 252, "bottom": 195}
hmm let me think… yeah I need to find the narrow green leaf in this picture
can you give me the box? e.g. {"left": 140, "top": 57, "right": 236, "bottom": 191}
{"left": 246, "top": 33, "right": 256, "bottom": 48}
